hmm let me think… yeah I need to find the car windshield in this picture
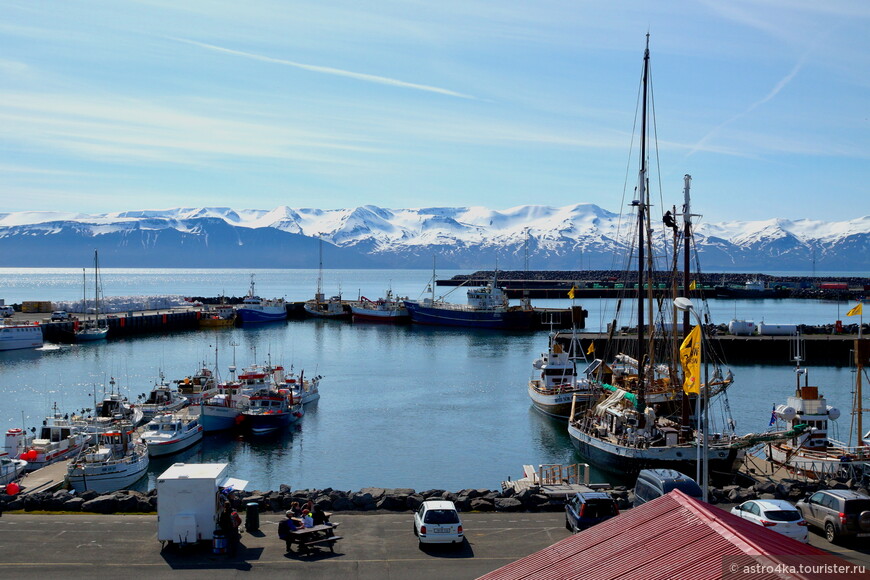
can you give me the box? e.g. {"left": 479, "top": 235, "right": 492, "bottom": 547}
{"left": 424, "top": 509, "right": 460, "bottom": 524}
{"left": 763, "top": 510, "right": 801, "bottom": 522}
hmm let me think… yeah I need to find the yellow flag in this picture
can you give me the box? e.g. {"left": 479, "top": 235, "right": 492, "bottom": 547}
{"left": 586, "top": 342, "right": 595, "bottom": 355}
{"left": 689, "top": 280, "right": 697, "bottom": 291}
{"left": 679, "top": 325, "right": 702, "bottom": 394}
{"left": 568, "top": 285, "right": 576, "bottom": 300}
{"left": 846, "top": 303, "right": 863, "bottom": 317}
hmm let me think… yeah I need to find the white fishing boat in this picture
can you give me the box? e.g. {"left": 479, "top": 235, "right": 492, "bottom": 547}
{"left": 173, "top": 365, "right": 217, "bottom": 405}
{"left": 351, "top": 290, "right": 410, "bottom": 323}
{"left": 303, "top": 237, "right": 350, "bottom": 320}
{"left": 0, "top": 454, "right": 27, "bottom": 485}
{"left": 274, "top": 365, "right": 321, "bottom": 405}
{"left": 140, "top": 412, "right": 203, "bottom": 457}
{"left": 136, "top": 372, "right": 188, "bottom": 419}
{"left": 67, "top": 425, "right": 149, "bottom": 493}
{"left": 0, "top": 321, "right": 43, "bottom": 352}
{"left": 6, "top": 408, "right": 90, "bottom": 471}
{"left": 93, "top": 383, "right": 145, "bottom": 427}
{"left": 528, "top": 330, "right": 596, "bottom": 418}
{"left": 767, "top": 343, "right": 870, "bottom": 480}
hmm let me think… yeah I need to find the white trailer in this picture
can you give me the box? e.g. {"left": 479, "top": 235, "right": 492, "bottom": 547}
{"left": 156, "top": 462, "right": 248, "bottom": 546}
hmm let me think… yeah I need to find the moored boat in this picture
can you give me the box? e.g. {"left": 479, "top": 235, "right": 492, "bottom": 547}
{"left": 0, "top": 454, "right": 27, "bottom": 485}
{"left": 235, "top": 275, "right": 287, "bottom": 323}
{"left": 274, "top": 365, "right": 321, "bottom": 405}
{"left": 528, "top": 331, "right": 596, "bottom": 418}
{"left": 241, "top": 391, "right": 304, "bottom": 435}
{"left": 136, "top": 372, "right": 188, "bottom": 420}
{"left": 6, "top": 409, "right": 90, "bottom": 471}
{"left": 173, "top": 365, "right": 217, "bottom": 405}
{"left": 351, "top": 290, "right": 410, "bottom": 323}
{"left": 198, "top": 304, "right": 237, "bottom": 328}
{"left": 67, "top": 425, "right": 149, "bottom": 493}
{"left": 140, "top": 412, "right": 203, "bottom": 457}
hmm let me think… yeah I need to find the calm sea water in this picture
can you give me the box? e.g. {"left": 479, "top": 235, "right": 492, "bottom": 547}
{"left": 0, "top": 269, "right": 865, "bottom": 492}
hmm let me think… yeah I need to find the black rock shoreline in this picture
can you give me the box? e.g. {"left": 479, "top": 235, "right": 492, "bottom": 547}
{"left": 4, "top": 476, "right": 867, "bottom": 515}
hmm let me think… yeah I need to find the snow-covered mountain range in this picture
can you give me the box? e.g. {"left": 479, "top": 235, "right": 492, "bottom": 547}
{"left": 1, "top": 205, "right": 868, "bottom": 271}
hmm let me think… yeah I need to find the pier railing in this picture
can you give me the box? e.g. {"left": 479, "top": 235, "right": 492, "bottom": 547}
{"left": 538, "top": 463, "right": 590, "bottom": 486}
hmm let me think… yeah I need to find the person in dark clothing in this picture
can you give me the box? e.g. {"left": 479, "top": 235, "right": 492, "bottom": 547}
{"left": 277, "top": 510, "right": 300, "bottom": 553}
{"left": 311, "top": 505, "right": 331, "bottom": 527}
{"left": 218, "top": 502, "right": 239, "bottom": 556}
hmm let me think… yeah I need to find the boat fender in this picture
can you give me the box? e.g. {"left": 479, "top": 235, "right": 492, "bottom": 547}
{"left": 827, "top": 406, "right": 841, "bottom": 421}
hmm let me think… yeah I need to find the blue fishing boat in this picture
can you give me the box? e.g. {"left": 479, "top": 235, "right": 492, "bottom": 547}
{"left": 241, "top": 391, "right": 304, "bottom": 435}
{"left": 235, "top": 275, "right": 287, "bottom": 323}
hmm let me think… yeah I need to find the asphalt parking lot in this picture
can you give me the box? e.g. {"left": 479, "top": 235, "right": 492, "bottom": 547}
{"left": 0, "top": 511, "right": 572, "bottom": 579}
{"left": 1, "top": 509, "right": 868, "bottom": 579}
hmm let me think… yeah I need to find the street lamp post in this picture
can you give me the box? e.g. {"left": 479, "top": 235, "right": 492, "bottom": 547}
{"left": 674, "top": 296, "right": 709, "bottom": 502}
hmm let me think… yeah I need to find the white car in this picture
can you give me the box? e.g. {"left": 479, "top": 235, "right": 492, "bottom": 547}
{"left": 50, "top": 310, "right": 70, "bottom": 321}
{"left": 731, "top": 499, "right": 809, "bottom": 543}
{"left": 413, "top": 500, "right": 464, "bottom": 545}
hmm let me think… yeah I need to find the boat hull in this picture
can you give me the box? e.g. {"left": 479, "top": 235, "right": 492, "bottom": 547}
{"left": 67, "top": 451, "right": 149, "bottom": 493}
{"left": 143, "top": 427, "right": 203, "bottom": 457}
{"left": 0, "top": 326, "right": 44, "bottom": 351}
{"left": 200, "top": 405, "right": 243, "bottom": 432}
{"left": 404, "top": 301, "right": 536, "bottom": 330}
{"left": 527, "top": 384, "right": 595, "bottom": 419}
{"left": 767, "top": 443, "right": 870, "bottom": 479}
{"left": 567, "top": 423, "right": 741, "bottom": 479}
{"left": 76, "top": 327, "right": 109, "bottom": 342}
{"left": 236, "top": 307, "right": 287, "bottom": 323}
{"left": 199, "top": 317, "right": 236, "bottom": 328}
{"left": 0, "top": 458, "right": 28, "bottom": 485}
{"left": 350, "top": 307, "right": 410, "bottom": 323}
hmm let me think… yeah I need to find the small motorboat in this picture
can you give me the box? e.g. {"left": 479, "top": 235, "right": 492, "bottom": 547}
{"left": 140, "top": 412, "right": 203, "bottom": 457}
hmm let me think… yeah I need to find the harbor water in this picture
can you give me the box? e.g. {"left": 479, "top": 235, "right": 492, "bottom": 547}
{"left": 0, "top": 269, "right": 865, "bottom": 491}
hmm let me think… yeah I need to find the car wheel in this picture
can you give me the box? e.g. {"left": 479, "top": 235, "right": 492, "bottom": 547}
{"left": 565, "top": 516, "right": 572, "bottom": 531}
{"left": 825, "top": 522, "right": 838, "bottom": 544}
{"left": 413, "top": 522, "right": 418, "bottom": 536}
{"left": 859, "top": 511, "right": 870, "bottom": 532}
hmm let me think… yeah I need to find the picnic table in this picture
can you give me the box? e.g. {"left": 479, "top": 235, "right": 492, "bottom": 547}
{"left": 287, "top": 523, "right": 342, "bottom": 554}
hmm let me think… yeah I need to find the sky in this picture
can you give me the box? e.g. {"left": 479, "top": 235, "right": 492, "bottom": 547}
{"left": 1, "top": 1, "right": 868, "bottom": 223}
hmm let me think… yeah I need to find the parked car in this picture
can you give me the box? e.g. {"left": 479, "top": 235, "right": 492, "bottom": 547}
{"left": 730, "top": 499, "right": 808, "bottom": 543}
{"left": 50, "top": 310, "right": 70, "bottom": 321}
{"left": 413, "top": 500, "right": 463, "bottom": 545}
{"left": 795, "top": 489, "right": 870, "bottom": 543}
{"left": 565, "top": 491, "right": 619, "bottom": 533}
{"left": 632, "top": 468, "right": 702, "bottom": 507}
{"left": 0, "top": 305, "right": 14, "bottom": 318}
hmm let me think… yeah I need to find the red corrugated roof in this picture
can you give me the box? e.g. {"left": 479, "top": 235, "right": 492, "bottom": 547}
{"left": 477, "top": 490, "right": 848, "bottom": 580}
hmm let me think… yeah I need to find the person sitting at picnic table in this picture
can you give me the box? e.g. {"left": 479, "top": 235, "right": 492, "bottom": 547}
{"left": 277, "top": 510, "right": 301, "bottom": 553}
{"left": 312, "top": 505, "right": 331, "bottom": 527}
{"left": 301, "top": 508, "right": 314, "bottom": 528}
{"left": 289, "top": 501, "right": 302, "bottom": 517}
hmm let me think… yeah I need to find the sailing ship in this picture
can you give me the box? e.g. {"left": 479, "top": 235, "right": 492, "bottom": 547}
{"left": 235, "top": 275, "right": 287, "bottom": 323}
{"left": 528, "top": 330, "right": 596, "bottom": 418}
{"left": 74, "top": 250, "right": 109, "bottom": 342}
{"left": 565, "top": 37, "right": 755, "bottom": 479}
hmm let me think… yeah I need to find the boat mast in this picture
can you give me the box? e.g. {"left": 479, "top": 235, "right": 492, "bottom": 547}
{"left": 94, "top": 249, "right": 101, "bottom": 328}
{"left": 635, "top": 34, "right": 650, "bottom": 415}
{"left": 681, "top": 175, "right": 693, "bottom": 438}
{"left": 316, "top": 236, "right": 324, "bottom": 303}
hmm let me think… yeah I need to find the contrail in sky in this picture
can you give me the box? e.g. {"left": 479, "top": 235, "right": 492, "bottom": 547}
{"left": 175, "top": 38, "right": 475, "bottom": 100}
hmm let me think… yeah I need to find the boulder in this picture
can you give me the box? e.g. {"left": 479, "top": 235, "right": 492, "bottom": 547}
{"left": 350, "top": 492, "right": 376, "bottom": 511}
{"left": 358, "top": 487, "right": 386, "bottom": 502}
{"left": 406, "top": 494, "right": 425, "bottom": 511}
{"left": 82, "top": 495, "right": 120, "bottom": 514}
{"left": 331, "top": 496, "right": 354, "bottom": 511}
{"left": 469, "top": 498, "right": 494, "bottom": 511}
{"left": 376, "top": 494, "right": 408, "bottom": 511}
{"left": 494, "top": 497, "right": 523, "bottom": 512}
{"left": 754, "top": 481, "right": 776, "bottom": 495}
{"left": 62, "top": 497, "right": 85, "bottom": 512}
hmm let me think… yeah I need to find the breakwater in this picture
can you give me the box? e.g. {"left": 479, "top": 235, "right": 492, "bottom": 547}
{"left": 440, "top": 271, "right": 870, "bottom": 300}
{"left": 39, "top": 310, "right": 200, "bottom": 342}
{"left": 3, "top": 474, "right": 862, "bottom": 516}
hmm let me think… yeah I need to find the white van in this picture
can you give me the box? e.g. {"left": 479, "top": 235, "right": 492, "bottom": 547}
{"left": 0, "top": 306, "right": 14, "bottom": 318}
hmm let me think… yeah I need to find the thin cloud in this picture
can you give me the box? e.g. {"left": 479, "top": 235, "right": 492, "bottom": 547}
{"left": 173, "top": 37, "right": 476, "bottom": 100}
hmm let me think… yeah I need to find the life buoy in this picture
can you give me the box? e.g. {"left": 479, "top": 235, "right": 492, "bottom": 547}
{"left": 7, "top": 428, "right": 22, "bottom": 435}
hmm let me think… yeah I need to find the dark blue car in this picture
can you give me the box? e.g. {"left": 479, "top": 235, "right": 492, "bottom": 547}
{"left": 565, "top": 492, "right": 619, "bottom": 533}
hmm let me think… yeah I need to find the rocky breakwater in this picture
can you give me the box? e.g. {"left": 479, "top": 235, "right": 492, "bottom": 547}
{"left": 4, "top": 476, "right": 867, "bottom": 515}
